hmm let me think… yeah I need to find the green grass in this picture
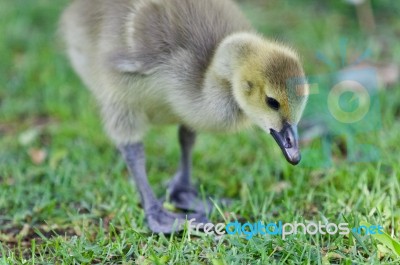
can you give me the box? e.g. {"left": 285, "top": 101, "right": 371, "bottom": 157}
{"left": 1, "top": 0, "right": 400, "bottom": 264}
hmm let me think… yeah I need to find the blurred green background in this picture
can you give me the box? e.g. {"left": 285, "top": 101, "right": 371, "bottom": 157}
{"left": 1, "top": 0, "right": 400, "bottom": 263}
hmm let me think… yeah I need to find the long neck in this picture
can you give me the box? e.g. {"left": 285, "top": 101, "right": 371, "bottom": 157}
{"left": 165, "top": 61, "right": 248, "bottom": 132}
{"left": 186, "top": 35, "right": 253, "bottom": 132}
{"left": 199, "top": 70, "right": 247, "bottom": 132}
{"left": 170, "top": 33, "right": 257, "bottom": 132}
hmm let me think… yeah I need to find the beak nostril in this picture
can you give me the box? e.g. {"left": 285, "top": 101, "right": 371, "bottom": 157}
{"left": 286, "top": 137, "right": 292, "bottom": 148}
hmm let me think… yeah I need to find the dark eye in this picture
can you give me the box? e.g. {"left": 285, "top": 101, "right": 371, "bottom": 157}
{"left": 266, "top": 97, "right": 280, "bottom": 111}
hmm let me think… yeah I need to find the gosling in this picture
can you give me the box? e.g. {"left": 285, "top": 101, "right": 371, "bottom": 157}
{"left": 60, "top": 0, "right": 309, "bottom": 233}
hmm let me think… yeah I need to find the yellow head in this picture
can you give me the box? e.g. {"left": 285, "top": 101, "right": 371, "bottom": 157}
{"left": 216, "top": 33, "right": 309, "bottom": 164}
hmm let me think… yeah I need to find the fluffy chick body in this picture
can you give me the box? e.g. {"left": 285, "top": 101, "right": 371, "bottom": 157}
{"left": 61, "top": 0, "right": 307, "bottom": 145}
{"left": 60, "top": 0, "right": 309, "bottom": 232}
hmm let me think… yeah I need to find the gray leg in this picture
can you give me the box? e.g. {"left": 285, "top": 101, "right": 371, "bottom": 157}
{"left": 167, "top": 126, "right": 210, "bottom": 213}
{"left": 120, "top": 143, "right": 207, "bottom": 233}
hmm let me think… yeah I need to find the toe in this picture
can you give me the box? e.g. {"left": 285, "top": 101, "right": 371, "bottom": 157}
{"left": 145, "top": 204, "right": 208, "bottom": 234}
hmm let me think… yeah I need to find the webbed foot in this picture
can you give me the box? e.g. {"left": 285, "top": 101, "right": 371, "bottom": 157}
{"left": 146, "top": 203, "right": 208, "bottom": 233}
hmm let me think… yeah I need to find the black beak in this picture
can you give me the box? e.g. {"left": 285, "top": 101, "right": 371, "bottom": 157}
{"left": 270, "top": 122, "right": 301, "bottom": 165}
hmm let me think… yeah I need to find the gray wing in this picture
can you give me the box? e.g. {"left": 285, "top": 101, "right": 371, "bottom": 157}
{"left": 111, "top": 0, "right": 253, "bottom": 83}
